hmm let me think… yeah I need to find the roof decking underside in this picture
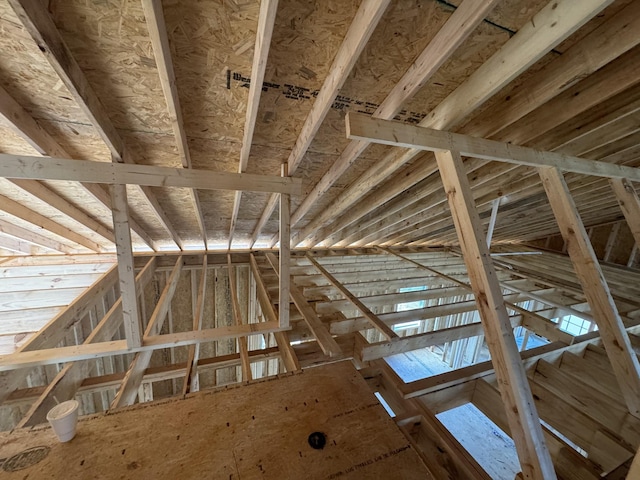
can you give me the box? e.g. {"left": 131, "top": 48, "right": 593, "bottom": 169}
{"left": 0, "top": 0, "right": 638, "bottom": 255}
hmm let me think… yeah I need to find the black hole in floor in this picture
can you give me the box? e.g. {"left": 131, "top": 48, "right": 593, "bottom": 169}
{"left": 308, "top": 432, "right": 327, "bottom": 450}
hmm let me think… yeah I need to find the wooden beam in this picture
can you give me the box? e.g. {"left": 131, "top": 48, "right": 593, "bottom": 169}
{"left": 227, "top": 254, "right": 252, "bottom": 382}
{"left": 0, "top": 322, "right": 282, "bottom": 371}
{"left": 111, "top": 184, "right": 142, "bottom": 348}
{"left": 249, "top": 253, "right": 300, "bottom": 372}
{"left": 265, "top": 252, "right": 341, "bottom": 357}
{"left": 9, "top": 179, "right": 115, "bottom": 245}
{"left": 8, "top": 0, "right": 190, "bottom": 248}
{"left": 429, "top": 0, "right": 614, "bottom": 130}
{"left": 0, "top": 262, "right": 118, "bottom": 403}
{"left": 3, "top": 347, "right": 284, "bottom": 406}
{"left": 8, "top": 0, "right": 123, "bottom": 158}
{"left": 610, "top": 178, "right": 640, "bottom": 248}
{"left": 0, "top": 235, "right": 32, "bottom": 254}
{"left": 279, "top": 164, "right": 290, "bottom": 328}
{"left": 141, "top": 0, "right": 207, "bottom": 248}
{"left": 135, "top": 184, "right": 183, "bottom": 250}
{"left": 464, "top": 0, "right": 640, "bottom": 140}
{"left": 183, "top": 255, "right": 208, "bottom": 394}
{"left": 250, "top": 0, "right": 391, "bottom": 246}
{"left": 305, "top": 254, "right": 397, "bottom": 340}
{"left": 16, "top": 258, "right": 156, "bottom": 426}
{"left": 358, "top": 314, "right": 522, "bottom": 362}
{"left": 0, "top": 84, "right": 128, "bottom": 246}
{"left": 249, "top": 253, "right": 278, "bottom": 324}
{"left": 229, "top": 0, "right": 279, "bottom": 247}
{"left": 0, "top": 218, "right": 73, "bottom": 254}
{"left": 111, "top": 256, "right": 183, "bottom": 408}
{"left": 473, "top": 378, "right": 604, "bottom": 480}
{"left": 486, "top": 198, "right": 500, "bottom": 247}
{"left": 0, "top": 194, "right": 104, "bottom": 252}
{"left": 434, "top": 149, "right": 555, "bottom": 480}
{"left": 292, "top": 0, "right": 608, "bottom": 246}
{"left": 0, "top": 154, "right": 303, "bottom": 195}
{"left": 345, "top": 112, "right": 640, "bottom": 182}
{"left": 539, "top": 167, "right": 640, "bottom": 417}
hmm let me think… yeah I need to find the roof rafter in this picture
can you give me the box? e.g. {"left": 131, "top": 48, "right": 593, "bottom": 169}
{"left": 0, "top": 193, "right": 103, "bottom": 252}
{"left": 288, "top": 0, "right": 501, "bottom": 247}
{"left": 0, "top": 84, "right": 120, "bottom": 245}
{"left": 141, "top": 0, "right": 207, "bottom": 249}
{"left": 0, "top": 233, "right": 33, "bottom": 254}
{"left": 250, "top": 0, "right": 391, "bottom": 247}
{"left": 229, "top": 0, "right": 279, "bottom": 249}
{"left": 293, "top": 0, "right": 614, "bottom": 248}
{"left": 8, "top": 0, "right": 182, "bottom": 249}
{"left": 0, "top": 218, "right": 74, "bottom": 254}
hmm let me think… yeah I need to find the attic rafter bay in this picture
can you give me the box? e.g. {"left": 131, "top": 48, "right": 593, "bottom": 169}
{"left": 0, "top": 154, "right": 303, "bottom": 195}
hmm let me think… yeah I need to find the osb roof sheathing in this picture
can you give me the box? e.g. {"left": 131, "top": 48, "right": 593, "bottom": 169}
{"left": 0, "top": 0, "right": 638, "bottom": 254}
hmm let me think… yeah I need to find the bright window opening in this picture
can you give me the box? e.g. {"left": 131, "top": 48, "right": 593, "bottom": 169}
{"left": 393, "top": 286, "right": 426, "bottom": 332}
{"left": 558, "top": 315, "right": 595, "bottom": 336}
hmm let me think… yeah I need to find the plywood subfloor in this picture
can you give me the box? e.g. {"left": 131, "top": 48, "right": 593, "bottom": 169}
{"left": 0, "top": 361, "right": 431, "bottom": 479}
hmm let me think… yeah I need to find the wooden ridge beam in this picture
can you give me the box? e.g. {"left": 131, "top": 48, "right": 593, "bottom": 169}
{"left": 229, "top": 0, "right": 279, "bottom": 248}
{"left": 539, "top": 167, "right": 640, "bottom": 417}
{"left": 142, "top": 0, "right": 207, "bottom": 248}
{"left": 346, "top": 112, "right": 640, "bottom": 182}
{"left": 264, "top": 252, "right": 341, "bottom": 357}
{"left": 434, "top": 149, "right": 555, "bottom": 479}
{"left": 0, "top": 154, "right": 303, "bottom": 195}
{"left": 251, "top": 0, "right": 391, "bottom": 246}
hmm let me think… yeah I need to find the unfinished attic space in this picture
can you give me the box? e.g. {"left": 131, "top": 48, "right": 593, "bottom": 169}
{"left": 2, "top": 0, "right": 640, "bottom": 478}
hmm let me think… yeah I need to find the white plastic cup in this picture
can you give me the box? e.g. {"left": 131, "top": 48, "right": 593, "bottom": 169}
{"left": 46, "top": 400, "right": 79, "bottom": 442}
